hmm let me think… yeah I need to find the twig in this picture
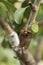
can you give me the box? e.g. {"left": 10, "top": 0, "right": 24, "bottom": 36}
{"left": 25, "top": 0, "right": 41, "bottom": 29}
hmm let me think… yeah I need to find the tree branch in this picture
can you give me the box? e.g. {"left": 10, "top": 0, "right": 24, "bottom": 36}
{"left": 19, "top": 0, "right": 41, "bottom": 49}
{"left": 0, "top": 16, "right": 13, "bottom": 34}
{"left": 14, "top": 47, "right": 36, "bottom": 65}
{"left": 25, "top": 0, "right": 41, "bottom": 29}
{"left": 0, "top": 16, "right": 36, "bottom": 65}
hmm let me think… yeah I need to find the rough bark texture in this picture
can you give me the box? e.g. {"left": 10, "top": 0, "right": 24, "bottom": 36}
{"left": 14, "top": 47, "right": 36, "bottom": 65}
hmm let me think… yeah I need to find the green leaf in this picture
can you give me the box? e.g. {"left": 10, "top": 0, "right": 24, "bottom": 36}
{"left": 0, "top": 0, "right": 16, "bottom": 20}
{"left": 0, "top": 3, "right": 7, "bottom": 18}
{"left": 0, "top": 0, "right": 15, "bottom": 12}
{"left": 31, "top": 23, "right": 39, "bottom": 33}
{"left": 14, "top": 7, "right": 28, "bottom": 24}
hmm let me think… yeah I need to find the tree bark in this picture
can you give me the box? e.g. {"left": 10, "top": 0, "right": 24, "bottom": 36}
{"left": 0, "top": 16, "right": 13, "bottom": 34}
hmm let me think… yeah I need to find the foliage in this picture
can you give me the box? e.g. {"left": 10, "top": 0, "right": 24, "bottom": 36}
{"left": 14, "top": 6, "right": 29, "bottom": 24}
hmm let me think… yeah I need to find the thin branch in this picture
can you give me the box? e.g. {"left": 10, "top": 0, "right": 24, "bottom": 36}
{"left": 19, "top": 0, "right": 41, "bottom": 49}
{"left": 0, "top": 16, "right": 13, "bottom": 34}
{"left": 25, "top": 0, "right": 41, "bottom": 29}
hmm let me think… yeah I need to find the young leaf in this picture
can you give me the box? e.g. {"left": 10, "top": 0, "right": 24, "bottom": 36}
{"left": 14, "top": 7, "right": 28, "bottom": 24}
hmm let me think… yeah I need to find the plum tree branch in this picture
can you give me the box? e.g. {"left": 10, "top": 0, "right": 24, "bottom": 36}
{"left": 0, "top": 16, "right": 36, "bottom": 65}
{"left": 14, "top": 47, "right": 36, "bottom": 65}
{"left": 25, "top": 0, "right": 41, "bottom": 29}
{"left": 0, "top": 16, "right": 14, "bottom": 34}
{"left": 20, "top": 0, "right": 41, "bottom": 49}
